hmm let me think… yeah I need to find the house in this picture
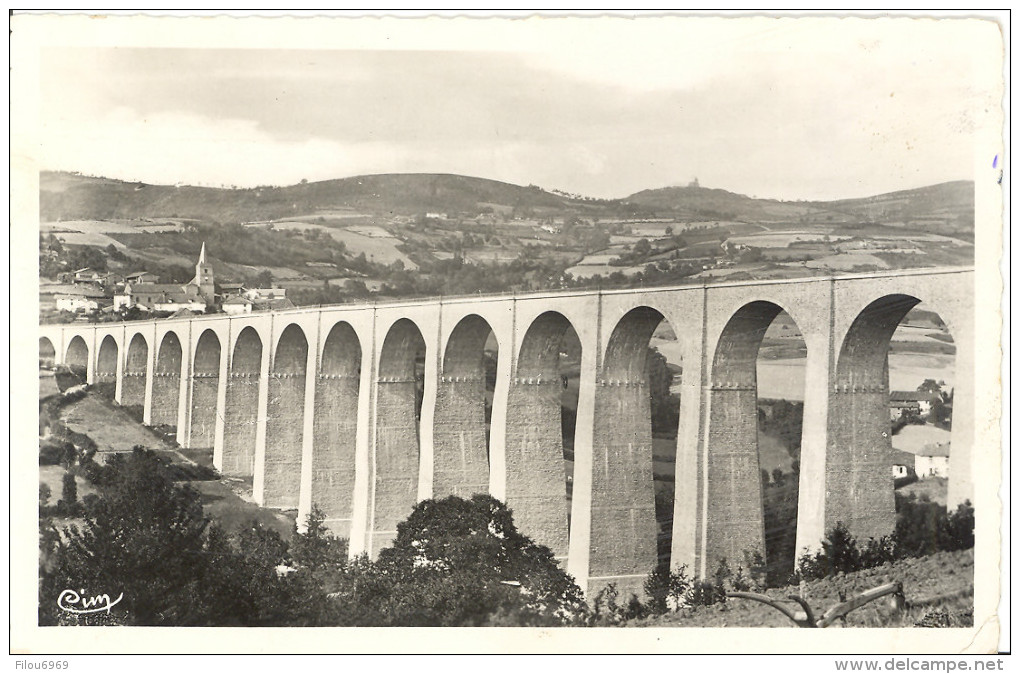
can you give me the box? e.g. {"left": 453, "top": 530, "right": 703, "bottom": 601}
{"left": 125, "top": 271, "right": 160, "bottom": 285}
{"left": 57, "top": 268, "right": 85, "bottom": 284}
{"left": 55, "top": 288, "right": 106, "bottom": 313}
{"left": 252, "top": 297, "right": 295, "bottom": 312}
{"left": 915, "top": 443, "right": 950, "bottom": 479}
{"left": 124, "top": 282, "right": 205, "bottom": 312}
{"left": 889, "top": 390, "right": 937, "bottom": 420}
{"left": 222, "top": 296, "right": 253, "bottom": 315}
{"left": 219, "top": 283, "right": 246, "bottom": 297}
{"left": 891, "top": 449, "right": 917, "bottom": 480}
{"left": 244, "top": 287, "right": 287, "bottom": 302}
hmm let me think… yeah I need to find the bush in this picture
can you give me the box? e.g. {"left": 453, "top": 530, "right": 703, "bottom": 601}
{"left": 686, "top": 560, "right": 729, "bottom": 606}
{"left": 894, "top": 496, "right": 974, "bottom": 558}
{"left": 39, "top": 440, "right": 71, "bottom": 466}
{"left": 587, "top": 583, "right": 651, "bottom": 625}
{"left": 644, "top": 563, "right": 693, "bottom": 614}
{"left": 859, "top": 536, "right": 898, "bottom": 569}
{"left": 688, "top": 580, "right": 726, "bottom": 607}
{"left": 798, "top": 504, "right": 975, "bottom": 582}
{"left": 60, "top": 471, "right": 78, "bottom": 507}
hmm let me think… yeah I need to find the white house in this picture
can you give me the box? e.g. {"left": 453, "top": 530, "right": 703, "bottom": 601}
{"left": 222, "top": 296, "right": 253, "bottom": 315}
{"left": 151, "top": 299, "right": 207, "bottom": 313}
{"left": 915, "top": 443, "right": 950, "bottom": 479}
{"left": 891, "top": 449, "right": 916, "bottom": 480}
{"left": 55, "top": 293, "right": 101, "bottom": 313}
{"left": 244, "top": 287, "right": 287, "bottom": 301}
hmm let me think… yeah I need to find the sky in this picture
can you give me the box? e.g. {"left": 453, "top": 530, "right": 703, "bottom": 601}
{"left": 36, "top": 16, "right": 1000, "bottom": 201}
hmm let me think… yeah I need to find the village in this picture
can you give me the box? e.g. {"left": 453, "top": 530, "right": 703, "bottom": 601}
{"left": 40, "top": 244, "right": 294, "bottom": 321}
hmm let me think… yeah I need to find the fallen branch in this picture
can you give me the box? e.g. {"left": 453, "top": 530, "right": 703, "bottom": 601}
{"left": 727, "top": 582, "right": 905, "bottom": 628}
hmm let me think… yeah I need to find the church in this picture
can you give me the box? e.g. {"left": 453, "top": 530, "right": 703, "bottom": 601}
{"left": 114, "top": 244, "right": 216, "bottom": 313}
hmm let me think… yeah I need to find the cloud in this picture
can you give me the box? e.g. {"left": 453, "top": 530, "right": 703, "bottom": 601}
{"left": 35, "top": 18, "right": 995, "bottom": 199}
{"left": 39, "top": 107, "right": 415, "bottom": 187}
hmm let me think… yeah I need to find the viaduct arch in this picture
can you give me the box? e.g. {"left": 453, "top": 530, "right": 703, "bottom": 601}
{"left": 38, "top": 267, "right": 975, "bottom": 597}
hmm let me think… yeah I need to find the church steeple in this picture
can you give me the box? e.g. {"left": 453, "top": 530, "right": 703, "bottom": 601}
{"left": 193, "top": 242, "right": 215, "bottom": 302}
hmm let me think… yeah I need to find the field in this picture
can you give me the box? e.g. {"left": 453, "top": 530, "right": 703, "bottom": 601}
{"left": 263, "top": 221, "right": 417, "bottom": 269}
{"left": 892, "top": 425, "right": 953, "bottom": 454}
{"left": 630, "top": 548, "right": 974, "bottom": 628}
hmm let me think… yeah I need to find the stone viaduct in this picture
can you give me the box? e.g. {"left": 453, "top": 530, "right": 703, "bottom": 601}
{"left": 39, "top": 267, "right": 974, "bottom": 598}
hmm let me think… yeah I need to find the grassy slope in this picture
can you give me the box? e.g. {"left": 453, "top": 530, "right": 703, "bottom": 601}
{"left": 46, "top": 388, "right": 295, "bottom": 539}
{"left": 630, "top": 548, "right": 974, "bottom": 628}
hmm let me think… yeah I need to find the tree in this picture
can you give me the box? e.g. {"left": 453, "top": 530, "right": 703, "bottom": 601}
{"left": 633, "top": 238, "right": 652, "bottom": 257}
{"left": 337, "top": 495, "right": 587, "bottom": 626}
{"left": 59, "top": 471, "right": 78, "bottom": 513}
{"left": 256, "top": 269, "right": 274, "bottom": 288}
{"left": 42, "top": 448, "right": 212, "bottom": 625}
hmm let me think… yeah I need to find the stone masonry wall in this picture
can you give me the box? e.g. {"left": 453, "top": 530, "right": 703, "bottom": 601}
{"left": 188, "top": 374, "right": 219, "bottom": 448}
{"left": 705, "top": 387, "right": 766, "bottom": 572}
{"left": 504, "top": 380, "right": 570, "bottom": 559}
{"left": 221, "top": 374, "right": 259, "bottom": 476}
{"left": 121, "top": 373, "right": 146, "bottom": 407}
{"left": 263, "top": 374, "right": 305, "bottom": 509}
{"left": 432, "top": 378, "right": 490, "bottom": 499}
{"left": 150, "top": 373, "right": 180, "bottom": 428}
{"left": 312, "top": 374, "right": 360, "bottom": 537}
{"left": 826, "top": 389, "right": 897, "bottom": 540}
{"left": 370, "top": 380, "right": 420, "bottom": 556}
{"left": 587, "top": 384, "right": 657, "bottom": 599}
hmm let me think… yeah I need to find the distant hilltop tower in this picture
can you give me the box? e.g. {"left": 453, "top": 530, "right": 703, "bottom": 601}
{"left": 688, "top": 177, "right": 700, "bottom": 188}
{"left": 192, "top": 242, "right": 215, "bottom": 302}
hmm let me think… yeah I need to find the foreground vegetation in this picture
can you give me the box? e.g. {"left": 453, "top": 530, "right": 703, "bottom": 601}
{"left": 39, "top": 441, "right": 973, "bottom": 627}
{"left": 40, "top": 448, "right": 587, "bottom": 626}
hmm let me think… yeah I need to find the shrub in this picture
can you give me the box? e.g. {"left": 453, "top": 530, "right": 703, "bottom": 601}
{"left": 946, "top": 501, "right": 975, "bottom": 550}
{"left": 894, "top": 496, "right": 974, "bottom": 558}
{"left": 688, "top": 580, "right": 726, "bottom": 607}
{"left": 738, "top": 550, "right": 767, "bottom": 592}
{"left": 797, "top": 504, "right": 975, "bottom": 582}
{"left": 589, "top": 583, "right": 626, "bottom": 625}
{"left": 60, "top": 471, "right": 78, "bottom": 505}
{"left": 644, "top": 563, "right": 693, "bottom": 614}
{"left": 859, "top": 536, "right": 898, "bottom": 569}
{"left": 39, "top": 440, "right": 71, "bottom": 466}
{"left": 914, "top": 608, "right": 953, "bottom": 628}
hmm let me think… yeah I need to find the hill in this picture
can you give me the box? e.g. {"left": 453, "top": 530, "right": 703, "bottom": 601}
{"left": 620, "top": 180, "right": 974, "bottom": 232}
{"left": 40, "top": 171, "right": 577, "bottom": 224}
{"left": 38, "top": 171, "right": 975, "bottom": 315}
{"left": 42, "top": 171, "right": 975, "bottom": 233}
{"left": 813, "top": 180, "right": 975, "bottom": 239}
{"left": 622, "top": 184, "right": 823, "bottom": 222}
